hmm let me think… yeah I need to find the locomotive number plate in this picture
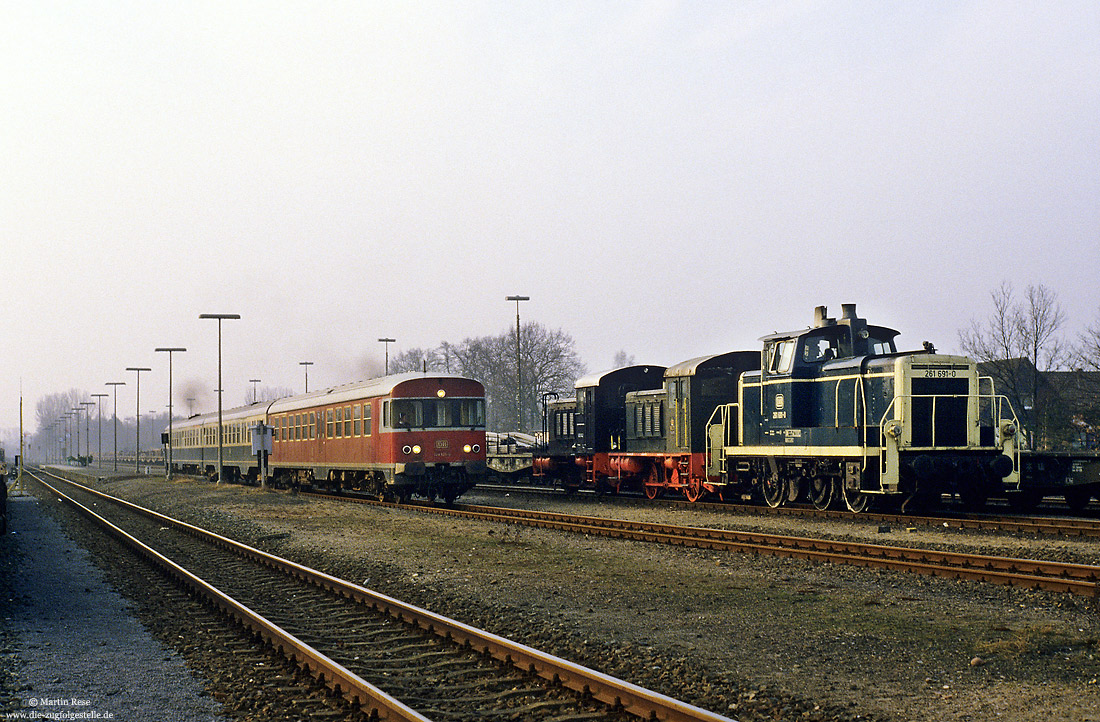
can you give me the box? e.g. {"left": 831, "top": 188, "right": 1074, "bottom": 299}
{"left": 922, "top": 368, "right": 957, "bottom": 378}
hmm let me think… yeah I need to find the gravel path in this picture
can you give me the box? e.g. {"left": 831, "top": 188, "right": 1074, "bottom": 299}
{"left": 0, "top": 492, "right": 227, "bottom": 721}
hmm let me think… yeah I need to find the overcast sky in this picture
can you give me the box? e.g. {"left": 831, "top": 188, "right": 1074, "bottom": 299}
{"left": 3, "top": 1, "right": 1098, "bottom": 439}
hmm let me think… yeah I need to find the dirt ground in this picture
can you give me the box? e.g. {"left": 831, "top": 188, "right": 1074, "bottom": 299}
{"left": 44, "top": 473, "right": 1100, "bottom": 721}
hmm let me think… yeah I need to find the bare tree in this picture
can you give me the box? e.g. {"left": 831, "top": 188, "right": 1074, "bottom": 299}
{"left": 612, "top": 349, "right": 635, "bottom": 367}
{"left": 1076, "top": 307, "right": 1100, "bottom": 373}
{"left": 244, "top": 386, "right": 295, "bottom": 405}
{"left": 959, "top": 282, "right": 1068, "bottom": 447}
{"left": 439, "top": 323, "right": 585, "bottom": 431}
{"left": 1068, "top": 307, "right": 1100, "bottom": 439}
{"left": 389, "top": 347, "right": 447, "bottom": 374}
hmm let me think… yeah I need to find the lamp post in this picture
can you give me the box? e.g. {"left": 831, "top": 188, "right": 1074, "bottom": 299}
{"left": 71, "top": 407, "right": 83, "bottom": 464}
{"left": 299, "top": 361, "right": 313, "bottom": 392}
{"left": 91, "top": 393, "right": 108, "bottom": 468}
{"left": 200, "top": 313, "right": 240, "bottom": 484}
{"left": 80, "top": 401, "right": 94, "bottom": 461}
{"left": 62, "top": 413, "right": 72, "bottom": 462}
{"left": 506, "top": 295, "right": 530, "bottom": 431}
{"left": 126, "top": 367, "right": 151, "bottom": 472}
{"left": 378, "top": 339, "right": 395, "bottom": 375}
{"left": 106, "top": 381, "right": 126, "bottom": 471}
{"left": 156, "top": 347, "right": 186, "bottom": 479}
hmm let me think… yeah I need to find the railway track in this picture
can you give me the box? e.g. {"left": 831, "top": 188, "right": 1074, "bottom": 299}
{"left": 306, "top": 491, "right": 1100, "bottom": 597}
{"left": 476, "top": 483, "right": 1100, "bottom": 539}
{"left": 29, "top": 469, "right": 735, "bottom": 722}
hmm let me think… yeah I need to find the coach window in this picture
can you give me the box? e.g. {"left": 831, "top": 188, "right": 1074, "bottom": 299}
{"left": 309, "top": 412, "right": 316, "bottom": 439}
{"left": 326, "top": 409, "right": 334, "bottom": 438}
{"left": 344, "top": 406, "right": 353, "bottom": 437}
{"left": 362, "top": 404, "right": 372, "bottom": 436}
{"left": 334, "top": 407, "right": 343, "bottom": 438}
{"left": 353, "top": 405, "right": 361, "bottom": 436}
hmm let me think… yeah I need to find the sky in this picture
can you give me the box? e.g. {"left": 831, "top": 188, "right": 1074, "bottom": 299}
{"left": 2, "top": 0, "right": 1098, "bottom": 441}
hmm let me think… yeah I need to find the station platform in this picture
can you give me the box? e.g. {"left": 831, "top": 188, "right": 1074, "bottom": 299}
{"left": 0, "top": 488, "right": 226, "bottom": 720}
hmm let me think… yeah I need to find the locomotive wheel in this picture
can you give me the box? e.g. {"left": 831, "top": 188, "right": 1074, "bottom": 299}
{"left": 842, "top": 484, "right": 870, "bottom": 513}
{"left": 809, "top": 476, "right": 835, "bottom": 510}
{"left": 684, "top": 478, "right": 704, "bottom": 503}
{"left": 761, "top": 473, "right": 785, "bottom": 508}
{"left": 643, "top": 465, "right": 664, "bottom": 500}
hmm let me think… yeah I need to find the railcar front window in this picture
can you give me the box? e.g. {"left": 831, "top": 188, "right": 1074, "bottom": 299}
{"left": 389, "top": 398, "right": 484, "bottom": 429}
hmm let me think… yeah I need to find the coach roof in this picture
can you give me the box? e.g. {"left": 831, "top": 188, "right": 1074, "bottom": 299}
{"left": 267, "top": 372, "right": 480, "bottom": 415}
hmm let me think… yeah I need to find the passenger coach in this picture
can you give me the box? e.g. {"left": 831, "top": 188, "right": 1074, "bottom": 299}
{"left": 168, "top": 372, "right": 487, "bottom": 503}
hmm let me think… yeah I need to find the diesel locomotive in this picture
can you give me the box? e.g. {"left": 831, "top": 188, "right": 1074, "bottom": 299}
{"left": 538, "top": 305, "right": 1022, "bottom": 512}
{"left": 168, "top": 372, "right": 487, "bottom": 502}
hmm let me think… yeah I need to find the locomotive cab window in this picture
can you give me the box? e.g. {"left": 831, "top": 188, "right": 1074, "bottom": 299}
{"left": 802, "top": 333, "right": 841, "bottom": 363}
{"left": 768, "top": 340, "right": 796, "bottom": 374}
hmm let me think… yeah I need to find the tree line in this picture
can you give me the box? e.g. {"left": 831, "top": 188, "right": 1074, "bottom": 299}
{"left": 386, "top": 321, "right": 587, "bottom": 432}
{"left": 960, "top": 282, "right": 1100, "bottom": 449}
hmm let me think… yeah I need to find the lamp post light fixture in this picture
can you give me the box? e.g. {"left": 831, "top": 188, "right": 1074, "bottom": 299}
{"left": 156, "top": 347, "right": 186, "bottom": 479}
{"left": 378, "top": 338, "right": 395, "bottom": 375}
{"left": 126, "top": 367, "right": 152, "bottom": 473}
{"left": 249, "top": 378, "right": 261, "bottom": 404}
{"left": 105, "top": 381, "right": 126, "bottom": 471}
{"left": 299, "top": 361, "right": 313, "bottom": 392}
{"left": 91, "top": 393, "right": 108, "bottom": 468}
{"left": 200, "top": 313, "right": 241, "bottom": 484}
{"left": 505, "top": 295, "right": 530, "bottom": 431}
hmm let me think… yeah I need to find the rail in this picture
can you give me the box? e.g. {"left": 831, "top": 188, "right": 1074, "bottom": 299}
{"left": 33, "top": 468, "right": 736, "bottom": 722}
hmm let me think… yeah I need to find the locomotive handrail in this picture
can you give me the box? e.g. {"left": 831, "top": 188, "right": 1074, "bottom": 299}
{"left": 704, "top": 403, "right": 737, "bottom": 479}
{"left": 877, "top": 392, "right": 1021, "bottom": 479}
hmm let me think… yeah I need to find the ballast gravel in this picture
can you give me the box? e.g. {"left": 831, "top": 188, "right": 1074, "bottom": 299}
{"left": 8, "top": 470, "right": 1100, "bottom": 722}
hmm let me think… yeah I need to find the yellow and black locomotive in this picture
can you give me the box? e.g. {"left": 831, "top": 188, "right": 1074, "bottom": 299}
{"left": 709, "top": 304, "right": 1020, "bottom": 511}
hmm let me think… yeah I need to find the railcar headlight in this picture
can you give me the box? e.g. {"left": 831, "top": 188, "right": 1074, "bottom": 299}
{"left": 412, "top": 444, "right": 422, "bottom": 454}
{"left": 402, "top": 445, "right": 412, "bottom": 454}
{"left": 473, "top": 444, "right": 480, "bottom": 453}
{"left": 463, "top": 444, "right": 472, "bottom": 453}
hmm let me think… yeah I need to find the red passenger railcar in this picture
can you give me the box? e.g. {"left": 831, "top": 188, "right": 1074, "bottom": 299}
{"left": 267, "top": 372, "right": 486, "bottom": 502}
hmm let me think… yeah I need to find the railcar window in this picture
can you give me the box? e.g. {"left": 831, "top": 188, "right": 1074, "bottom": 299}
{"left": 309, "top": 412, "right": 316, "bottom": 439}
{"left": 362, "top": 406, "right": 370, "bottom": 436}
{"left": 344, "top": 406, "right": 352, "bottom": 437}
{"left": 335, "top": 408, "right": 343, "bottom": 438}
{"left": 353, "top": 405, "right": 361, "bottom": 436}
{"left": 393, "top": 400, "right": 423, "bottom": 428}
{"left": 326, "top": 409, "right": 334, "bottom": 438}
{"left": 388, "top": 398, "right": 483, "bottom": 429}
